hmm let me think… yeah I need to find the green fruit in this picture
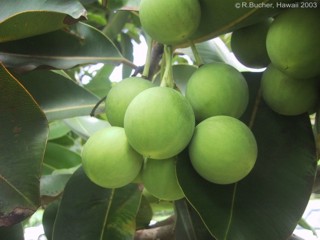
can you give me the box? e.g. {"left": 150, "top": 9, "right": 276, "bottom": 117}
{"left": 189, "top": 116, "right": 258, "bottom": 185}
{"left": 185, "top": 62, "right": 249, "bottom": 122}
{"left": 261, "top": 64, "right": 319, "bottom": 116}
{"left": 266, "top": 9, "right": 320, "bottom": 79}
{"left": 124, "top": 87, "right": 195, "bottom": 159}
{"left": 82, "top": 127, "right": 143, "bottom": 188}
{"left": 231, "top": 19, "right": 271, "bottom": 68}
{"left": 142, "top": 157, "right": 184, "bottom": 201}
{"left": 105, "top": 77, "right": 154, "bottom": 127}
{"left": 139, "top": 0, "right": 201, "bottom": 45}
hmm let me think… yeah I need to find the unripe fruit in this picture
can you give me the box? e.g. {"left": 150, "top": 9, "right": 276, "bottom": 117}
{"left": 185, "top": 62, "right": 249, "bottom": 122}
{"left": 105, "top": 77, "right": 154, "bottom": 127}
{"left": 82, "top": 127, "right": 143, "bottom": 188}
{"left": 124, "top": 87, "right": 195, "bottom": 159}
{"left": 231, "top": 19, "right": 271, "bottom": 68}
{"left": 142, "top": 157, "right": 184, "bottom": 201}
{"left": 139, "top": 0, "right": 201, "bottom": 45}
{"left": 266, "top": 9, "right": 320, "bottom": 79}
{"left": 261, "top": 64, "right": 318, "bottom": 116}
{"left": 189, "top": 116, "right": 258, "bottom": 185}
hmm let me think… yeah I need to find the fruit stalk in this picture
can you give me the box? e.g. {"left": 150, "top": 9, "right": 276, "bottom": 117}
{"left": 190, "top": 42, "right": 203, "bottom": 66}
{"left": 142, "top": 38, "right": 153, "bottom": 79}
{"left": 160, "top": 45, "right": 175, "bottom": 88}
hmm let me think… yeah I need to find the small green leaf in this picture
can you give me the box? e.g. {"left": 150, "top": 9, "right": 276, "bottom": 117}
{"left": 0, "top": 0, "right": 87, "bottom": 42}
{"left": 52, "top": 167, "right": 143, "bottom": 240}
{"left": 42, "top": 143, "right": 81, "bottom": 175}
{"left": 0, "top": 22, "right": 131, "bottom": 71}
{"left": 64, "top": 116, "right": 110, "bottom": 140}
{"left": 84, "top": 64, "right": 113, "bottom": 98}
{"left": 40, "top": 174, "right": 72, "bottom": 197}
{"left": 48, "top": 121, "right": 71, "bottom": 140}
{"left": 0, "top": 63, "right": 48, "bottom": 226}
{"left": 18, "top": 70, "right": 101, "bottom": 121}
{"left": 177, "top": 72, "right": 317, "bottom": 240}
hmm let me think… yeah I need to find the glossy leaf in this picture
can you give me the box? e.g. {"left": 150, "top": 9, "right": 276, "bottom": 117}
{"left": 175, "top": 199, "right": 216, "bottom": 240}
{"left": 52, "top": 167, "right": 143, "bottom": 240}
{"left": 0, "top": 0, "right": 87, "bottom": 43}
{"left": 42, "top": 143, "right": 81, "bottom": 175}
{"left": 17, "top": 70, "right": 101, "bottom": 121}
{"left": 43, "top": 200, "right": 60, "bottom": 240}
{"left": 0, "top": 63, "right": 48, "bottom": 226}
{"left": 189, "top": 0, "right": 295, "bottom": 44}
{"left": 0, "top": 22, "right": 131, "bottom": 71}
{"left": 176, "top": 72, "right": 317, "bottom": 240}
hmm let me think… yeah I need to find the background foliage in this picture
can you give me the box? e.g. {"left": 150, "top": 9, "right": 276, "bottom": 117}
{"left": 0, "top": 0, "right": 318, "bottom": 239}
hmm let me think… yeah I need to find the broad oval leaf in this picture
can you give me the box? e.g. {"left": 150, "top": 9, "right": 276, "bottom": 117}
{"left": 48, "top": 120, "right": 71, "bottom": 140}
{"left": 0, "top": 63, "right": 48, "bottom": 226}
{"left": 40, "top": 174, "right": 72, "bottom": 198}
{"left": 176, "top": 72, "right": 317, "bottom": 240}
{"left": 17, "top": 70, "right": 102, "bottom": 121}
{"left": 0, "top": 22, "right": 130, "bottom": 71}
{"left": 0, "top": 0, "right": 87, "bottom": 43}
{"left": 52, "top": 167, "right": 143, "bottom": 240}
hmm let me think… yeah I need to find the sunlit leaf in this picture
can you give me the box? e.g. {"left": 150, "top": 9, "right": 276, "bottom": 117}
{"left": 176, "top": 72, "right": 317, "bottom": 240}
{"left": 48, "top": 121, "right": 71, "bottom": 140}
{"left": 0, "top": 0, "right": 87, "bottom": 42}
{"left": 52, "top": 167, "right": 143, "bottom": 240}
{"left": 63, "top": 116, "right": 110, "bottom": 140}
{"left": 0, "top": 63, "right": 48, "bottom": 226}
{"left": 0, "top": 22, "right": 133, "bottom": 71}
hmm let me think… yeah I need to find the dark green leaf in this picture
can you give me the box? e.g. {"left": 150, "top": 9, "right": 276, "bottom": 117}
{"left": 136, "top": 195, "right": 153, "bottom": 229}
{"left": 175, "top": 199, "right": 216, "bottom": 240}
{"left": 0, "top": 22, "right": 132, "bottom": 71}
{"left": 120, "top": 33, "right": 135, "bottom": 79}
{"left": 18, "top": 70, "right": 101, "bottom": 121}
{"left": 0, "top": 223, "right": 24, "bottom": 240}
{"left": 0, "top": 63, "right": 48, "bottom": 226}
{"left": 43, "top": 200, "right": 60, "bottom": 240}
{"left": 177, "top": 72, "right": 317, "bottom": 240}
{"left": 0, "top": 0, "right": 86, "bottom": 42}
{"left": 52, "top": 167, "right": 143, "bottom": 240}
{"left": 42, "top": 143, "right": 81, "bottom": 175}
{"left": 189, "top": 0, "right": 294, "bottom": 44}
{"left": 103, "top": 11, "right": 130, "bottom": 40}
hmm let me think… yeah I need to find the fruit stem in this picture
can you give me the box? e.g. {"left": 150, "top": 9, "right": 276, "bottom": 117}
{"left": 160, "top": 45, "right": 175, "bottom": 88}
{"left": 190, "top": 42, "right": 203, "bottom": 66}
{"left": 142, "top": 38, "right": 153, "bottom": 79}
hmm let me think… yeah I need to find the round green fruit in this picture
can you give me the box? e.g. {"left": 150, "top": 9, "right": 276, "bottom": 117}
{"left": 261, "top": 64, "right": 319, "bottom": 116}
{"left": 82, "top": 127, "right": 143, "bottom": 188}
{"left": 185, "top": 62, "right": 249, "bottom": 122}
{"left": 231, "top": 19, "right": 271, "bottom": 68}
{"left": 105, "top": 77, "right": 154, "bottom": 127}
{"left": 189, "top": 116, "right": 258, "bottom": 185}
{"left": 139, "top": 0, "right": 201, "bottom": 45}
{"left": 266, "top": 9, "right": 320, "bottom": 79}
{"left": 124, "top": 87, "right": 195, "bottom": 159}
{"left": 142, "top": 157, "right": 184, "bottom": 201}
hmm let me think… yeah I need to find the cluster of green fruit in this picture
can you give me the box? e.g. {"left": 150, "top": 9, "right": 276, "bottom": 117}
{"left": 82, "top": 61, "right": 258, "bottom": 201}
{"left": 231, "top": 9, "right": 320, "bottom": 116}
{"left": 81, "top": 0, "right": 265, "bottom": 201}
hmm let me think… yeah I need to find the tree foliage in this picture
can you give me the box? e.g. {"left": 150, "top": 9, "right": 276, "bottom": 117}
{"left": 0, "top": 0, "right": 318, "bottom": 239}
